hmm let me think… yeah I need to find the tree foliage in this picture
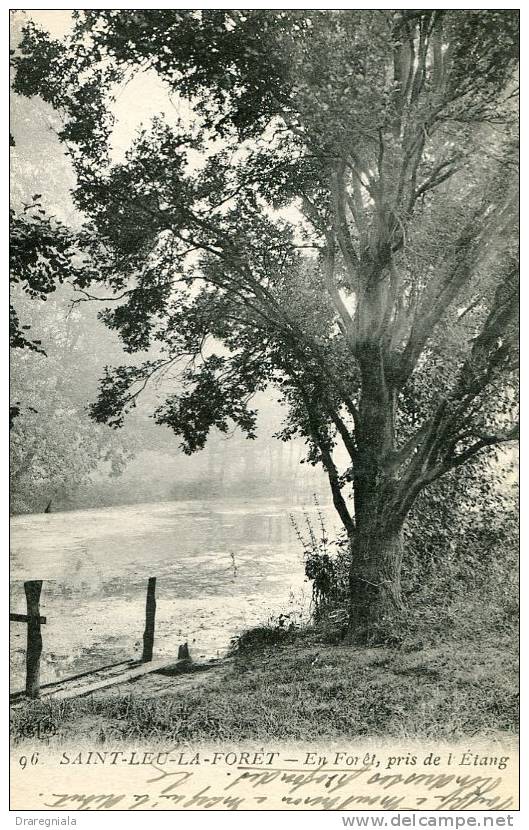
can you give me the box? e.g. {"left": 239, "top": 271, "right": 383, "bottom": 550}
{"left": 10, "top": 289, "right": 135, "bottom": 513}
{"left": 12, "top": 10, "right": 519, "bottom": 632}
{"left": 9, "top": 198, "right": 79, "bottom": 352}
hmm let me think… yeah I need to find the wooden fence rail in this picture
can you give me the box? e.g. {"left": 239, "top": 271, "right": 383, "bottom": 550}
{"left": 10, "top": 576, "right": 187, "bottom": 700}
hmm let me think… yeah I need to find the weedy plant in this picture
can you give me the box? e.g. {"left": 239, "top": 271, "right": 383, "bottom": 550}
{"left": 290, "top": 497, "right": 349, "bottom": 624}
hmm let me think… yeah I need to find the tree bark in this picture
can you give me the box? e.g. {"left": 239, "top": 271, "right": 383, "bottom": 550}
{"left": 346, "top": 340, "right": 406, "bottom": 642}
{"left": 348, "top": 518, "right": 405, "bottom": 643}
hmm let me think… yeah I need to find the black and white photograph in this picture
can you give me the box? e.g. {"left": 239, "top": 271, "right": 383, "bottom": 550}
{"left": 9, "top": 6, "right": 520, "bottom": 815}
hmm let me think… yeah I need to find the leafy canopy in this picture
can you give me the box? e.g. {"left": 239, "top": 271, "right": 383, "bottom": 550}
{"left": 12, "top": 9, "right": 519, "bottom": 530}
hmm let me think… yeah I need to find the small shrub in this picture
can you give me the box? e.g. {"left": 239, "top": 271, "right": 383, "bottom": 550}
{"left": 229, "top": 614, "right": 300, "bottom": 656}
{"left": 290, "top": 497, "right": 349, "bottom": 619}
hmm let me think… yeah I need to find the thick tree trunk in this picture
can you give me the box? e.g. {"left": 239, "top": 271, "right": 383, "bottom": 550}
{"left": 348, "top": 518, "right": 405, "bottom": 643}
{"left": 347, "top": 340, "right": 406, "bottom": 642}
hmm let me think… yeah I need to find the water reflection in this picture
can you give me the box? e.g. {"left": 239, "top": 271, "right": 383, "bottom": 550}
{"left": 10, "top": 497, "right": 337, "bottom": 689}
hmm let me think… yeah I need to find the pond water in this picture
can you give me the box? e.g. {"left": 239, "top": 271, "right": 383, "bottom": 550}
{"left": 10, "top": 497, "right": 339, "bottom": 691}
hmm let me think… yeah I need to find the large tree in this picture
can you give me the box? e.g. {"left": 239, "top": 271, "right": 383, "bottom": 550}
{"left": 12, "top": 10, "right": 519, "bottom": 639}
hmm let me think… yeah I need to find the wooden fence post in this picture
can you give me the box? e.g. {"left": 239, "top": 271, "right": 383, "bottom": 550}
{"left": 142, "top": 577, "right": 156, "bottom": 662}
{"left": 178, "top": 643, "right": 190, "bottom": 660}
{"left": 24, "top": 580, "right": 43, "bottom": 699}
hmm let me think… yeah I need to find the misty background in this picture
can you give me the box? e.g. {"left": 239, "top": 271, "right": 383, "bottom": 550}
{"left": 10, "top": 11, "right": 330, "bottom": 517}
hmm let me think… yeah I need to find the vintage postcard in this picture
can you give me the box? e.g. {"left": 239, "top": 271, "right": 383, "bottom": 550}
{"left": 9, "top": 6, "right": 520, "bottom": 820}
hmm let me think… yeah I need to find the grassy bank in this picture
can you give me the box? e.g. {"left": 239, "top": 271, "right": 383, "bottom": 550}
{"left": 10, "top": 620, "right": 518, "bottom": 745}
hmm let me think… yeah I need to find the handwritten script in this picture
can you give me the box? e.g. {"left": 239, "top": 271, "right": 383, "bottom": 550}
{"left": 11, "top": 745, "right": 518, "bottom": 811}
